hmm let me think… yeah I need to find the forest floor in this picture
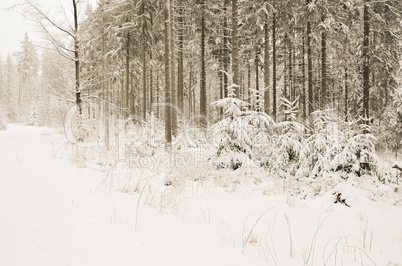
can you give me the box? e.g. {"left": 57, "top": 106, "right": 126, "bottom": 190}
{"left": 1, "top": 124, "right": 402, "bottom": 266}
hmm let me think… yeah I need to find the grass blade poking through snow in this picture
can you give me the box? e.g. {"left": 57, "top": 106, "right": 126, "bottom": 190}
{"left": 135, "top": 175, "right": 155, "bottom": 230}
{"left": 242, "top": 208, "right": 274, "bottom": 252}
{"left": 284, "top": 214, "right": 294, "bottom": 259}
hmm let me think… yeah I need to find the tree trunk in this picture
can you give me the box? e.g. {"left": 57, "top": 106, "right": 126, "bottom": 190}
{"left": 120, "top": 66, "right": 124, "bottom": 110}
{"left": 247, "top": 61, "right": 251, "bottom": 104}
{"left": 321, "top": 15, "right": 327, "bottom": 109}
{"left": 126, "top": 32, "right": 130, "bottom": 116}
{"left": 344, "top": 67, "right": 348, "bottom": 121}
{"left": 142, "top": 0, "right": 147, "bottom": 120}
{"left": 223, "top": 0, "right": 229, "bottom": 98}
{"left": 164, "top": 0, "right": 172, "bottom": 145}
{"left": 384, "top": 79, "right": 388, "bottom": 106}
{"left": 156, "top": 68, "right": 160, "bottom": 118}
{"left": 288, "top": 34, "right": 293, "bottom": 101}
{"left": 101, "top": 17, "right": 109, "bottom": 146}
{"left": 255, "top": 45, "right": 260, "bottom": 112}
{"left": 73, "top": 0, "right": 81, "bottom": 113}
{"left": 232, "top": 0, "right": 240, "bottom": 97}
{"left": 302, "top": 33, "right": 306, "bottom": 119}
{"left": 177, "top": 4, "right": 184, "bottom": 114}
{"left": 307, "top": 0, "right": 313, "bottom": 116}
{"left": 284, "top": 39, "right": 289, "bottom": 99}
{"left": 264, "top": 4, "right": 270, "bottom": 115}
{"left": 170, "top": 0, "right": 177, "bottom": 135}
{"left": 292, "top": 33, "right": 296, "bottom": 102}
{"left": 150, "top": 50, "right": 153, "bottom": 114}
{"left": 189, "top": 61, "right": 193, "bottom": 117}
{"left": 272, "top": 8, "right": 277, "bottom": 121}
{"left": 363, "top": 0, "right": 370, "bottom": 127}
{"left": 200, "top": 2, "right": 207, "bottom": 127}
{"left": 219, "top": 45, "right": 223, "bottom": 115}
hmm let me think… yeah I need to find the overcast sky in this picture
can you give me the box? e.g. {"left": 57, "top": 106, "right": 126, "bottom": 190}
{"left": 0, "top": 0, "right": 97, "bottom": 60}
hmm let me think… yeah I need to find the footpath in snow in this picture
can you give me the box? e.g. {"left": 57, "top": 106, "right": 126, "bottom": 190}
{"left": 0, "top": 125, "right": 401, "bottom": 265}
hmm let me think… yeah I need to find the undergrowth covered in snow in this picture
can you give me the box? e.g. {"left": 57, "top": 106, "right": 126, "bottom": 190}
{"left": 63, "top": 87, "right": 402, "bottom": 205}
{"left": 45, "top": 88, "right": 402, "bottom": 265}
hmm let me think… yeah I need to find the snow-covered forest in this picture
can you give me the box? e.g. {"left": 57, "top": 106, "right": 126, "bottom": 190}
{"left": 0, "top": 0, "right": 401, "bottom": 265}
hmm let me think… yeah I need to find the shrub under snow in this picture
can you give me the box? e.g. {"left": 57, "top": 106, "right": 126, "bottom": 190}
{"left": 209, "top": 90, "right": 384, "bottom": 187}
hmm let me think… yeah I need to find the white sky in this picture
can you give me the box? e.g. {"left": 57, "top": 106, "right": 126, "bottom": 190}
{"left": 0, "top": 0, "right": 98, "bottom": 60}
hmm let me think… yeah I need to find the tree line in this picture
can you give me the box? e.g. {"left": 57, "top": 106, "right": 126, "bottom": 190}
{"left": 1, "top": 0, "right": 400, "bottom": 147}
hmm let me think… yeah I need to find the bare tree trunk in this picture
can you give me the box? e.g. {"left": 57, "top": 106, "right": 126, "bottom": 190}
{"left": 288, "top": 34, "right": 293, "bottom": 101}
{"left": 240, "top": 71, "right": 243, "bottom": 100}
{"left": 156, "top": 68, "right": 160, "bottom": 118}
{"left": 189, "top": 61, "right": 193, "bottom": 117}
{"left": 232, "top": 0, "right": 240, "bottom": 97}
{"left": 302, "top": 33, "right": 306, "bottom": 119}
{"left": 363, "top": 0, "right": 370, "bottom": 124}
{"left": 73, "top": 0, "right": 81, "bottom": 113}
{"left": 363, "top": 0, "right": 370, "bottom": 129}
{"left": 292, "top": 33, "right": 296, "bottom": 103}
{"left": 131, "top": 73, "right": 136, "bottom": 115}
{"left": 384, "top": 79, "right": 388, "bottom": 106}
{"left": 142, "top": 0, "right": 147, "bottom": 120}
{"left": 307, "top": 0, "right": 313, "bottom": 116}
{"left": 120, "top": 64, "right": 124, "bottom": 110}
{"left": 150, "top": 50, "right": 153, "bottom": 114}
{"left": 170, "top": 0, "right": 177, "bottom": 135}
{"left": 200, "top": 2, "right": 207, "bottom": 127}
{"left": 255, "top": 45, "right": 260, "bottom": 112}
{"left": 247, "top": 61, "right": 251, "bottom": 104}
{"left": 125, "top": 32, "right": 130, "bottom": 116}
{"left": 264, "top": 3, "right": 270, "bottom": 115}
{"left": 223, "top": 0, "right": 229, "bottom": 98}
{"left": 344, "top": 67, "right": 348, "bottom": 121}
{"left": 219, "top": 45, "right": 223, "bottom": 115}
{"left": 165, "top": 0, "right": 172, "bottom": 144}
{"left": 321, "top": 15, "right": 327, "bottom": 109}
{"left": 284, "top": 37, "right": 289, "bottom": 99}
{"left": 101, "top": 17, "right": 109, "bottom": 146}
{"left": 272, "top": 7, "right": 277, "bottom": 121}
{"left": 242, "top": 69, "right": 247, "bottom": 102}
{"left": 177, "top": 4, "right": 184, "bottom": 114}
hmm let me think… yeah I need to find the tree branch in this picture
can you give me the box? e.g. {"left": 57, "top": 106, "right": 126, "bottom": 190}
{"left": 24, "top": 0, "right": 76, "bottom": 39}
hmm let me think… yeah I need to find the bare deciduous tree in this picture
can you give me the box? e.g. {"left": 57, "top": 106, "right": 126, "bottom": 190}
{"left": 21, "top": 0, "right": 82, "bottom": 113}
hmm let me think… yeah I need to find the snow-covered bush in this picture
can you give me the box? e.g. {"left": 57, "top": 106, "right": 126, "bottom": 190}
{"left": 296, "top": 108, "right": 380, "bottom": 180}
{"left": 267, "top": 98, "right": 304, "bottom": 172}
{"left": 210, "top": 84, "right": 253, "bottom": 170}
{"left": 244, "top": 110, "right": 275, "bottom": 163}
{"left": 209, "top": 83, "right": 277, "bottom": 169}
{"left": 330, "top": 122, "right": 378, "bottom": 177}
{"left": 299, "top": 110, "right": 342, "bottom": 178}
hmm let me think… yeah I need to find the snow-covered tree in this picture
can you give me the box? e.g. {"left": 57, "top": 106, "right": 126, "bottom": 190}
{"left": 14, "top": 33, "right": 39, "bottom": 122}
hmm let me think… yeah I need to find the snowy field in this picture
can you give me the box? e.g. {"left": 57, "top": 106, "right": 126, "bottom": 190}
{"left": 1, "top": 124, "right": 402, "bottom": 266}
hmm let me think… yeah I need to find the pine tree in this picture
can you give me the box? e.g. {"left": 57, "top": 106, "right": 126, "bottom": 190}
{"left": 14, "top": 33, "right": 39, "bottom": 122}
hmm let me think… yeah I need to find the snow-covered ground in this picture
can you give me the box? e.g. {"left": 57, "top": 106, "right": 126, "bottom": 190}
{"left": 1, "top": 124, "right": 401, "bottom": 265}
